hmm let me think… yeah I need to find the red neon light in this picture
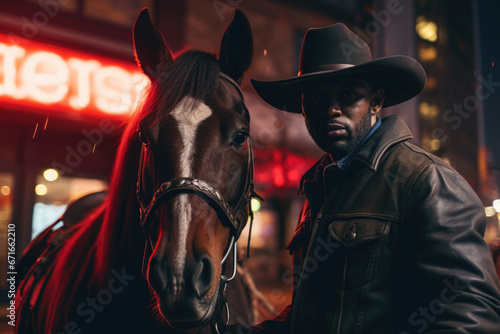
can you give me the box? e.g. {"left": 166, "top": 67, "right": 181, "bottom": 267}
{"left": 0, "top": 34, "right": 148, "bottom": 118}
{"left": 254, "top": 149, "right": 318, "bottom": 194}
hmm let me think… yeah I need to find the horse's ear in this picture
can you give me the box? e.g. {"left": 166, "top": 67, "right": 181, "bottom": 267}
{"left": 219, "top": 9, "right": 253, "bottom": 84}
{"left": 133, "top": 8, "right": 173, "bottom": 81}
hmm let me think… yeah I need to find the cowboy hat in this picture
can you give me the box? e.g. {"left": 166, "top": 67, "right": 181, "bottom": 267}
{"left": 250, "top": 23, "right": 427, "bottom": 113}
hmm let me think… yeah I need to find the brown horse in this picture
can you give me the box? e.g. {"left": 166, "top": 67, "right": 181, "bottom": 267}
{"left": 16, "top": 8, "right": 258, "bottom": 334}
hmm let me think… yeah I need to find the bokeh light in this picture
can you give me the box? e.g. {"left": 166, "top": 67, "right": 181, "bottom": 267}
{"left": 43, "top": 168, "right": 59, "bottom": 182}
{"left": 0, "top": 186, "right": 11, "bottom": 196}
{"left": 251, "top": 198, "right": 261, "bottom": 212}
{"left": 35, "top": 184, "right": 48, "bottom": 196}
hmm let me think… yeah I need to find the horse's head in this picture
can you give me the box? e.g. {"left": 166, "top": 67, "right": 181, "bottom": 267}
{"left": 132, "top": 8, "right": 253, "bottom": 328}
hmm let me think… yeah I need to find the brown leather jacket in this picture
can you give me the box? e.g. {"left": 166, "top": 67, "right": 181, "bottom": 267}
{"left": 239, "top": 115, "right": 500, "bottom": 334}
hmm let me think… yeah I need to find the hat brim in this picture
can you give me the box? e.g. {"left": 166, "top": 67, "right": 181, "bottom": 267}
{"left": 251, "top": 55, "right": 426, "bottom": 113}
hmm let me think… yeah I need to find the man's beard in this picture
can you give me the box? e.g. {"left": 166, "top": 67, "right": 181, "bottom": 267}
{"left": 306, "top": 108, "right": 372, "bottom": 162}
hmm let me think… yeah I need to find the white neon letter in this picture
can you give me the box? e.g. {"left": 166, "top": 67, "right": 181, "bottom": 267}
{"left": 0, "top": 43, "right": 25, "bottom": 97}
{"left": 21, "top": 51, "right": 69, "bottom": 104}
{"left": 68, "top": 58, "right": 100, "bottom": 110}
{"left": 94, "top": 66, "right": 132, "bottom": 115}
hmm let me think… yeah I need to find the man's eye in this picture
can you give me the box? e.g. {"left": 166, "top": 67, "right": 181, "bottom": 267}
{"left": 306, "top": 93, "right": 327, "bottom": 103}
{"left": 341, "top": 91, "right": 357, "bottom": 99}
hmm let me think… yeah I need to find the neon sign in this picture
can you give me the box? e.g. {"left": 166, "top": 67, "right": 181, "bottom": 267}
{"left": 0, "top": 34, "right": 148, "bottom": 118}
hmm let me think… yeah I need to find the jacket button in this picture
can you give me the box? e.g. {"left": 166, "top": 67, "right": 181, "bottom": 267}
{"left": 343, "top": 224, "right": 357, "bottom": 241}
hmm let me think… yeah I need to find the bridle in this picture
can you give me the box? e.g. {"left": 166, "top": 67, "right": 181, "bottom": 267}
{"left": 135, "top": 72, "right": 260, "bottom": 333}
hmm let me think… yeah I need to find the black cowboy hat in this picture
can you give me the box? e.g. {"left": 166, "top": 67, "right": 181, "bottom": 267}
{"left": 251, "top": 23, "right": 427, "bottom": 113}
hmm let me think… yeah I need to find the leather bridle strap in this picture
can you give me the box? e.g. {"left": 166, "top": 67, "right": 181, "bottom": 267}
{"left": 137, "top": 138, "right": 256, "bottom": 239}
{"left": 220, "top": 72, "right": 244, "bottom": 99}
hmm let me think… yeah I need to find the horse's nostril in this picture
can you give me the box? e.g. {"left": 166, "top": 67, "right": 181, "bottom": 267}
{"left": 192, "top": 255, "right": 214, "bottom": 298}
{"left": 148, "top": 256, "right": 168, "bottom": 293}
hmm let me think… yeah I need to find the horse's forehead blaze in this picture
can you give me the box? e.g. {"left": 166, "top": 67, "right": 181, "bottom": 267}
{"left": 171, "top": 96, "right": 213, "bottom": 127}
{"left": 170, "top": 96, "right": 213, "bottom": 177}
{"left": 168, "top": 96, "right": 213, "bottom": 273}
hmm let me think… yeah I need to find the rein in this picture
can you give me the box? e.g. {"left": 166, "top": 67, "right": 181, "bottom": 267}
{"left": 135, "top": 73, "right": 260, "bottom": 333}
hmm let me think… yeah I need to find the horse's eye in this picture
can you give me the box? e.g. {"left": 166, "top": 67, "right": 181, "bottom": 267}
{"left": 138, "top": 130, "right": 149, "bottom": 147}
{"left": 231, "top": 130, "right": 249, "bottom": 149}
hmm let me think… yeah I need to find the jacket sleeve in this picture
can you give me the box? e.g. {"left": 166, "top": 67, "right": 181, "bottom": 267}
{"left": 226, "top": 201, "right": 312, "bottom": 334}
{"left": 406, "top": 163, "right": 500, "bottom": 333}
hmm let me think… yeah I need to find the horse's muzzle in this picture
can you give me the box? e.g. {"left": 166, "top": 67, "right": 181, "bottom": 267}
{"left": 148, "top": 253, "right": 218, "bottom": 326}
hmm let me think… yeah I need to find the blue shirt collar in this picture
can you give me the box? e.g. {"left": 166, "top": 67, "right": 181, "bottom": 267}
{"left": 328, "top": 117, "right": 382, "bottom": 170}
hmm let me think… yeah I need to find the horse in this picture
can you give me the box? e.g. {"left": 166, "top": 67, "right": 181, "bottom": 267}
{"left": 15, "top": 8, "right": 260, "bottom": 333}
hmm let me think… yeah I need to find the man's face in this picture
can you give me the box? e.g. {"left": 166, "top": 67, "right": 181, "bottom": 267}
{"left": 301, "top": 78, "right": 383, "bottom": 161}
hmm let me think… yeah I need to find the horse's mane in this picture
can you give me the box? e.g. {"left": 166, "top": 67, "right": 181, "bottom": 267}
{"left": 43, "top": 49, "right": 222, "bottom": 332}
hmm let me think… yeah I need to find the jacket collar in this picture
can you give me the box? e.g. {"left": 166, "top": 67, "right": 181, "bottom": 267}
{"left": 299, "top": 115, "right": 412, "bottom": 194}
{"left": 352, "top": 114, "right": 412, "bottom": 170}
{"left": 298, "top": 154, "right": 332, "bottom": 195}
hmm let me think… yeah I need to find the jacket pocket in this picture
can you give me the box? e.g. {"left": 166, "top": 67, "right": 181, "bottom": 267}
{"left": 328, "top": 217, "right": 391, "bottom": 289}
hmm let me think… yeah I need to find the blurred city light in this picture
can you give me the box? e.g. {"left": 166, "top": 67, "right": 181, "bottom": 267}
{"left": 419, "top": 102, "right": 439, "bottom": 119}
{"left": 485, "top": 206, "right": 497, "bottom": 217}
{"left": 493, "top": 199, "right": 500, "bottom": 213}
{"left": 35, "top": 184, "right": 48, "bottom": 196}
{"left": 425, "top": 77, "right": 438, "bottom": 90}
{"left": 0, "top": 186, "right": 10, "bottom": 196}
{"left": 251, "top": 198, "right": 261, "bottom": 212}
{"left": 418, "top": 46, "right": 438, "bottom": 62}
{"left": 43, "top": 168, "right": 59, "bottom": 182}
{"left": 429, "top": 139, "right": 441, "bottom": 151}
{"left": 416, "top": 16, "right": 438, "bottom": 42}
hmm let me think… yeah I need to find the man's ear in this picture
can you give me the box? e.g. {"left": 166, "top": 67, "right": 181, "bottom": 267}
{"left": 371, "top": 89, "right": 385, "bottom": 114}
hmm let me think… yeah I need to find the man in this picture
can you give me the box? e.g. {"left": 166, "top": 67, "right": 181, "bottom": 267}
{"left": 232, "top": 23, "right": 500, "bottom": 333}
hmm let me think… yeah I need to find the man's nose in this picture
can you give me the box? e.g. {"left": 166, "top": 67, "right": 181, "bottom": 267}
{"left": 324, "top": 98, "right": 341, "bottom": 117}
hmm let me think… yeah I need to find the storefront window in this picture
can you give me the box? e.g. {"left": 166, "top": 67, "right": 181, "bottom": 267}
{"left": 0, "top": 172, "right": 14, "bottom": 290}
{"left": 31, "top": 172, "right": 107, "bottom": 238}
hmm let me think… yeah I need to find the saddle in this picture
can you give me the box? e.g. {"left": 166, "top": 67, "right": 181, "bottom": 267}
{"left": 15, "top": 191, "right": 107, "bottom": 334}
